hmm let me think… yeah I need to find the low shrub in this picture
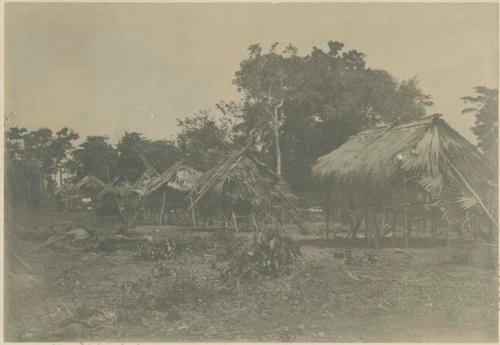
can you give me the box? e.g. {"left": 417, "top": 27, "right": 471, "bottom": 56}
{"left": 220, "top": 229, "right": 302, "bottom": 281}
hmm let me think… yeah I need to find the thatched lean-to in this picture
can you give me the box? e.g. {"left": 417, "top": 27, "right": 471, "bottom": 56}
{"left": 188, "top": 144, "right": 303, "bottom": 231}
{"left": 129, "top": 160, "right": 202, "bottom": 226}
{"left": 312, "top": 114, "right": 496, "bottom": 245}
{"left": 76, "top": 160, "right": 202, "bottom": 227}
{"left": 130, "top": 160, "right": 202, "bottom": 196}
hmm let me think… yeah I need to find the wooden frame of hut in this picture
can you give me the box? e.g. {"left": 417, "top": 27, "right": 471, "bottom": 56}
{"left": 130, "top": 160, "right": 202, "bottom": 226}
{"left": 188, "top": 143, "right": 305, "bottom": 232}
{"left": 77, "top": 160, "right": 201, "bottom": 228}
{"left": 312, "top": 114, "right": 496, "bottom": 248}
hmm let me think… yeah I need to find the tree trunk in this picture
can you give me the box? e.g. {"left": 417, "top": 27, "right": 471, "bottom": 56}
{"left": 272, "top": 100, "right": 284, "bottom": 176}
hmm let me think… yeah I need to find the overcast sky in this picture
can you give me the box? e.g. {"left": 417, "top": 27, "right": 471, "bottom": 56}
{"left": 5, "top": 3, "right": 498, "bottom": 143}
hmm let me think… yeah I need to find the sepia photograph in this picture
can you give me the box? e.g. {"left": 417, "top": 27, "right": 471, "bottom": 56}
{"left": 3, "top": 2, "right": 499, "bottom": 342}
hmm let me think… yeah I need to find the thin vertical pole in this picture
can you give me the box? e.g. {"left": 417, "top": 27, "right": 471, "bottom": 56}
{"left": 431, "top": 208, "right": 438, "bottom": 241}
{"left": 373, "top": 211, "right": 380, "bottom": 249}
{"left": 325, "top": 192, "right": 331, "bottom": 238}
{"left": 364, "top": 210, "right": 369, "bottom": 243}
{"left": 403, "top": 179, "right": 410, "bottom": 249}
{"left": 232, "top": 210, "right": 239, "bottom": 232}
{"left": 252, "top": 213, "right": 259, "bottom": 231}
{"left": 160, "top": 189, "right": 167, "bottom": 226}
{"left": 190, "top": 196, "right": 197, "bottom": 228}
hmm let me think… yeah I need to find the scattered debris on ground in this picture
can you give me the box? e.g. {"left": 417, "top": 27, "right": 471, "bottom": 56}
{"left": 333, "top": 249, "right": 379, "bottom": 266}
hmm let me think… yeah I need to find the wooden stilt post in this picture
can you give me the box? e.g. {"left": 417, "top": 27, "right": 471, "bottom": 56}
{"left": 325, "top": 192, "right": 331, "bottom": 239}
{"left": 431, "top": 208, "right": 438, "bottom": 241}
{"left": 364, "top": 210, "right": 369, "bottom": 243}
{"left": 403, "top": 181, "right": 410, "bottom": 249}
{"left": 160, "top": 189, "right": 167, "bottom": 226}
{"left": 232, "top": 210, "right": 239, "bottom": 232}
{"left": 391, "top": 212, "right": 397, "bottom": 238}
{"left": 373, "top": 211, "right": 380, "bottom": 249}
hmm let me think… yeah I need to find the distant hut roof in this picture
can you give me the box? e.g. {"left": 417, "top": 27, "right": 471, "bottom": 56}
{"left": 312, "top": 114, "right": 495, "bottom": 223}
{"left": 188, "top": 144, "right": 296, "bottom": 213}
{"left": 130, "top": 160, "right": 202, "bottom": 196}
{"left": 75, "top": 175, "right": 107, "bottom": 191}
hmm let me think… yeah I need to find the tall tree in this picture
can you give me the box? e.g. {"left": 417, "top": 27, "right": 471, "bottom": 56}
{"left": 5, "top": 127, "right": 79, "bottom": 206}
{"left": 116, "top": 132, "right": 150, "bottom": 182}
{"left": 176, "top": 110, "right": 232, "bottom": 171}
{"left": 50, "top": 127, "right": 79, "bottom": 185}
{"left": 461, "top": 86, "right": 498, "bottom": 165}
{"left": 69, "top": 136, "right": 118, "bottom": 182}
{"left": 234, "top": 41, "right": 432, "bottom": 191}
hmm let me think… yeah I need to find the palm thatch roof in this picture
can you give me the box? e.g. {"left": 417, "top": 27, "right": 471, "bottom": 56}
{"left": 312, "top": 114, "right": 496, "bottom": 224}
{"left": 75, "top": 175, "right": 107, "bottom": 191}
{"left": 188, "top": 144, "right": 296, "bottom": 213}
{"left": 130, "top": 160, "right": 202, "bottom": 196}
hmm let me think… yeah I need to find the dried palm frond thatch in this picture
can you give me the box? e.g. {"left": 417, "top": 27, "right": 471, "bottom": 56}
{"left": 131, "top": 160, "right": 202, "bottom": 196}
{"left": 78, "top": 161, "right": 202, "bottom": 227}
{"left": 75, "top": 175, "right": 107, "bottom": 191}
{"left": 188, "top": 144, "right": 303, "bottom": 229}
{"left": 312, "top": 114, "right": 496, "bottom": 225}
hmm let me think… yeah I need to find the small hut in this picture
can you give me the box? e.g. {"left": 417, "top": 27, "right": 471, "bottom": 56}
{"left": 131, "top": 160, "right": 202, "bottom": 225}
{"left": 312, "top": 114, "right": 496, "bottom": 247}
{"left": 188, "top": 143, "right": 304, "bottom": 232}
{"left": 77, "top": 160, "right": 201, "bottom": 227}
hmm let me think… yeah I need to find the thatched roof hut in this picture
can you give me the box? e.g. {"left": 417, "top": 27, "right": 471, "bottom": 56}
{"left": 312, "top": 114, "right": 496, "bottom": 226}
{"left": 130, "top": 160, "right": 202, "bottom": 196}
{"left": 188, "top": 144, "right": 302, "bottom": 229}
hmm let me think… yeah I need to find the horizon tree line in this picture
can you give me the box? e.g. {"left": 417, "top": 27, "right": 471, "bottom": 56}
{"left": 5, "top": 41, "right": 497, "bottom": 208}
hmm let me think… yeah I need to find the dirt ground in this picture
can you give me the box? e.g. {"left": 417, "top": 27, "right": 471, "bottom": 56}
{"left": 4, "top": 210, "right": 498, "bottom": 342}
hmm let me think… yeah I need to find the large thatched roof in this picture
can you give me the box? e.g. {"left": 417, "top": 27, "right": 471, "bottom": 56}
{"left": 188, "top": 144, "right": 296, "bottom": 213}
{"left": 312, "top": 114, "right": 495, "bottom": 223}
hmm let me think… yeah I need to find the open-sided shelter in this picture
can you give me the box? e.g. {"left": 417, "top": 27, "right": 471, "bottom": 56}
{"left": 188, "top": 143, "right": 305, "bottom": 232}
{"left": 312, "top": 114, "right": 496, "bottom": 247}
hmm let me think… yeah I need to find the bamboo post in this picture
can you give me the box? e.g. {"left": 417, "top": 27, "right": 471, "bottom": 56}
{"left": 325, "top": 193, "right": 331, "bottom": 239}
{"left": 364, "top": 210, "right": 369, "bottom": 243}
{"left": 403, "top": 181, "right": 410, "bottom": 249}
{"left": 431, "top": 208, "right": 438, "bottom": 241}
{"left": 160, "top": 189, "right": 167, "bottom": 226}
{"left": 232, "top": 210, "right": 239, "bottom": 232}
{"left": 373, "top": 211, "right": 380, "bottom": 249}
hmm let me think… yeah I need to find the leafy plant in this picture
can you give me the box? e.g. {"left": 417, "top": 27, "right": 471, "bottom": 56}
{"left": 220, "top": 228, "right": 302, "bottom": 281}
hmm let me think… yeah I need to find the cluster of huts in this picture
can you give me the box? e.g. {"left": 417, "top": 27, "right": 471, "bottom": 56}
{"left": 58, "top": 114, "right": 496, "bottom": 247}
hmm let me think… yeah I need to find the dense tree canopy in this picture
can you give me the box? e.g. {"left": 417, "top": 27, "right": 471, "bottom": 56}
{"left": 233, "top": 41, "right": 432, "bottom": 191}
{"left": 5, "top": 127, "right": 79, "bottom": 207}
{"left": 176, "top": 110, "right": 233, "bottom": 171}
{"left": 461, "top": 86, "right": 498, "bottom": 165}
{"left": 68, "top": 135, "right": 118, "bottom": 182}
